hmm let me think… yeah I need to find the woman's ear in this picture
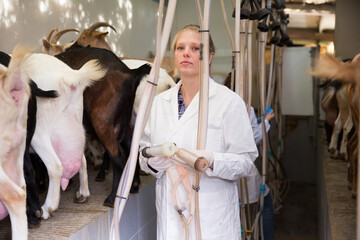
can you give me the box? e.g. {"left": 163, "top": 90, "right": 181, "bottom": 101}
{"left": 209, "top": 53, "right": 214, "bottom": 65}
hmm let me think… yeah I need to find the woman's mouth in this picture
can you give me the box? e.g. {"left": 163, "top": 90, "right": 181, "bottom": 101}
{"left": 181, "top": 61, "right": 192, "bottom": 65}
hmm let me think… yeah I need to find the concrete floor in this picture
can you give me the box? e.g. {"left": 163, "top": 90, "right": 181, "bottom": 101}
{"left": 274, "top": 182, "right": 318, "bottom": 240}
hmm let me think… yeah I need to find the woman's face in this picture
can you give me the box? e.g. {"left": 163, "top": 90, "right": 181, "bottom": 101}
{"left": 174, "top": 30, "right": 201, "bottom": 79}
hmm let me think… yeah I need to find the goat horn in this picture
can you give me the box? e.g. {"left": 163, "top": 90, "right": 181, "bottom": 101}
{"left": 46, "top": 27, "right": 58, "bottom": 41}
{"left": 87, "top": 22, "right": 117, "bottom": 33}
{"left": 51, "top": 28, "right": 80, "bottom": 44}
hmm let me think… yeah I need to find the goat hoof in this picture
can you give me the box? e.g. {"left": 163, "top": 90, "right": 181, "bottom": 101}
{"left": 27, "top": 211, "right": 42, "bottom": 228}
{"left": 28, "top": 223, "right": 41, "bottom": 229}
{"left": 49, "top": 208, "right": 55, "bottom": 217}
{"left": 103, "top": 201, "right": 114, "bottom": 208}
{"left": 328, "top": 148, "right": 336, "bottom": 154}
{"left": 130, "top": 187, "right": 139, "bottom": 193}
{"left": 103, "top": 196, "right": 114, "bottom": 208}
{"left": 42, "top": 212, "right": 49, "bottom": 220}
{"left": 330, "top": 152, "right": 339, "bottom": 159}
{"left": 74, "top": 195, "right": 89, "bottom": 204}
{"left": 35, "top": 209, "right": 43, "bottom": 218}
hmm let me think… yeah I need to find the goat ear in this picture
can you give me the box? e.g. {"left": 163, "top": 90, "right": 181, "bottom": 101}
{"left": 94, "top": 31, "right": 108, "bottom": 39}
{"left": 43, "top": 39, "right": 51, "bottom": 50}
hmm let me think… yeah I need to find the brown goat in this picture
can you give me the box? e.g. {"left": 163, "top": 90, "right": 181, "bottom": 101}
{"left": 311, "top": 54, "right": 360, "bottom": 198}
{"left": 346, "top": 84, "right": 358, "bottom": 198}
{"left": 73, "top": 22, "right": 116, "bottom": 51}
{"left": 41, "top": 28, "right": 79, "bottom": 55}
{"left": 311, "top": 54, "right": 360, "bottom": 96}
{"left": 69, "top": 22, "right": 177, "bottom": 79}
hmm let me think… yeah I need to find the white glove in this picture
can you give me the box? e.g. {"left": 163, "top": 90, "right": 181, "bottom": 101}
{"left": 147, "top": 156, "right": 173, "bottom": 172}
{"left": 191, "top": 150, "right": 214, "bottom": 166}
{"left": 171, "top": 149, "right": 214, "bottom": 171}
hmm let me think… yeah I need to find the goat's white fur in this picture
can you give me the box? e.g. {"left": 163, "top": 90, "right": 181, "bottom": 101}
{"left": 327, "top": 85, "right": 353, "bottom": 160}
{"left": 22, "top": 53, "right": 106, "bottom": 219}
{"left": 0, "top": 46, "right": 31, "bottom": 240}
{"left": 122, "top": 59, "right": 176, "bottom": 114}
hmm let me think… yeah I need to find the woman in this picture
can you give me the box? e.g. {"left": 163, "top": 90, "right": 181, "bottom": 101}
{"left": 139, "top": 24, "right": 258, "bottom": 240}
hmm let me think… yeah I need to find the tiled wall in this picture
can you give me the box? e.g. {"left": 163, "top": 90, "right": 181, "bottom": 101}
{"left": 69, "top": 180, "right": 157, "bottom": 240}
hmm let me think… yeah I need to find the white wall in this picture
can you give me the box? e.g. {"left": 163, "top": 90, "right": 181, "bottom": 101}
{"left": 0, "top": 0, "right": 161, "bottom": 58}
{"left": 281, "top": 47, "right": 314, "bottom": 116}
{"left": 0, "top": 0, "right": 237, "bottom": 82}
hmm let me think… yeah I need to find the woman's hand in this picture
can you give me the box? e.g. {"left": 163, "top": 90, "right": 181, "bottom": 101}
{"left": 265, "top": 109, "right": 274, "bottom": 121}
{"left": 147, "top": 156, "right": 173, "bottom": 172}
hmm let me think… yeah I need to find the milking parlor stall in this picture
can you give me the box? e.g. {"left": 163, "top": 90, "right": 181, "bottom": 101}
{"left": 0, "top": 0, "right": 357, "bottom": 240}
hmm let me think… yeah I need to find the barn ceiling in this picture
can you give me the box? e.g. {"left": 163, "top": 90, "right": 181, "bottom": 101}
{"left": 284, "top": 0, "right": 335, "bottom": 41}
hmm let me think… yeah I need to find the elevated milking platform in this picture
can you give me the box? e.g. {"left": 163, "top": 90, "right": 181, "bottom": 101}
{"left": 318, "top": 126, "right": 356, "bottom": 240}
{"left": 0, "top": 166, "right": 156, "bottom": 240}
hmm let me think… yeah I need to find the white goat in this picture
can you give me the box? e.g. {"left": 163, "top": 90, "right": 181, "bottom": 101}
{"left": 122, "top": 59, "right": 176, "bottom": 114}
{"left": 22, "top": 53, "right": 106, "bottom": 219}
{"left": 0, "top": 46, "right": 31, "bottom": 240}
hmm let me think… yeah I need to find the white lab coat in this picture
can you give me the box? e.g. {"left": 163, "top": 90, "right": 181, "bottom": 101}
{"left": 245, "top": 107, "right": 270, "bottom": 204}
{"left": 250, "top": 107, "right": 270, "bottom": 146}
{"left": 139, "top": 79, "right": 258, "bottom": 240}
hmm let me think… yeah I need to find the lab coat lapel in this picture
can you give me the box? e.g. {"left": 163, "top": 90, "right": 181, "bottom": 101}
{"left": 169, "top": 91, "right": 199, "bottom": 137}
{"left": 170, "top": 78, "right": 217, "bottom": 137}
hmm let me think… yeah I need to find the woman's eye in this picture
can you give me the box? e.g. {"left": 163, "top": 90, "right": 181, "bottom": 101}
{"left": 193, "top": 47, "right": 200, "bottom": 51}
{"left": 177, "top": 46, "right": 184, "bottom": 50}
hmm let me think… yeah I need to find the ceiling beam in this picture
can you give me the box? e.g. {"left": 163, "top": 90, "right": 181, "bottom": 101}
{"left": 285, "top": 2, "right": 335, "bottom": 12}
{"left": 287, "top": 28, "right": 334, "bottom": 41}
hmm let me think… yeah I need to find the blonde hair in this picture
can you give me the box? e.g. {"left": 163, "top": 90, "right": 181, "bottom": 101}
{"left": 171, "top": 24, "right": 215, "bottom": 56}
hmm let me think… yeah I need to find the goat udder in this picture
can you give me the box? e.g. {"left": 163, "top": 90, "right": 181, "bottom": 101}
{"left": 0, "top": 201, "right": 9, "bottom": 220}
{"left": 60, "top": 178, "right": 70, "bottom": 191}
{"left": 60, "top": 157, "right": 82, "bottom": 191}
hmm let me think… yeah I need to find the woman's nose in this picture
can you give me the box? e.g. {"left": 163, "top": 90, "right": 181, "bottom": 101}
{"left": 183, "top": 48, "right": 190, "bottom": 57}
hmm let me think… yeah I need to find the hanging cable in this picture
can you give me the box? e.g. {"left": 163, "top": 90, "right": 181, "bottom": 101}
{"left": 109, "top": 1, "right": 177, "bottom": 239}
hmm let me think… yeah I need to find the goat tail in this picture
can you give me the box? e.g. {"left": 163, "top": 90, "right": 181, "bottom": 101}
{"left": 71, "top": 59, "right": 107, "bottom": 88}
{"left": 9, "top": 45, "right": 33, "bottom": 70}
{"left": 321, "top": 86, "right": 336, "bottom": 107}
{"left": 131, "top": 63, "right": 152, "bottom": 77}
{"left": 30, "top": 80, "right": 58, "bottom": 98}
{"left": 7, "top": 45, "right": 33, "bottom": 96}
{"left": 309, "top": 54, "right": 360, "bottom": 83}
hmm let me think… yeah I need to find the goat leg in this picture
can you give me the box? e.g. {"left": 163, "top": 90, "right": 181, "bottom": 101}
{"left": 24, "top": 150, "right": 42, "bottom": 228}
{"left": 329, "top": 114, "right": 342, "bottom": 158}
{"left": 95, "top": 151, "right": 110, "bottom": 182}
{"left": 74, "top": 154, "right": 90, "bottom": 203}
{"left": 0, "top": 168, "right": 27, "bottom": 240}
{"left": 31, "top": 139, "right": 63, "bottom": 220}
